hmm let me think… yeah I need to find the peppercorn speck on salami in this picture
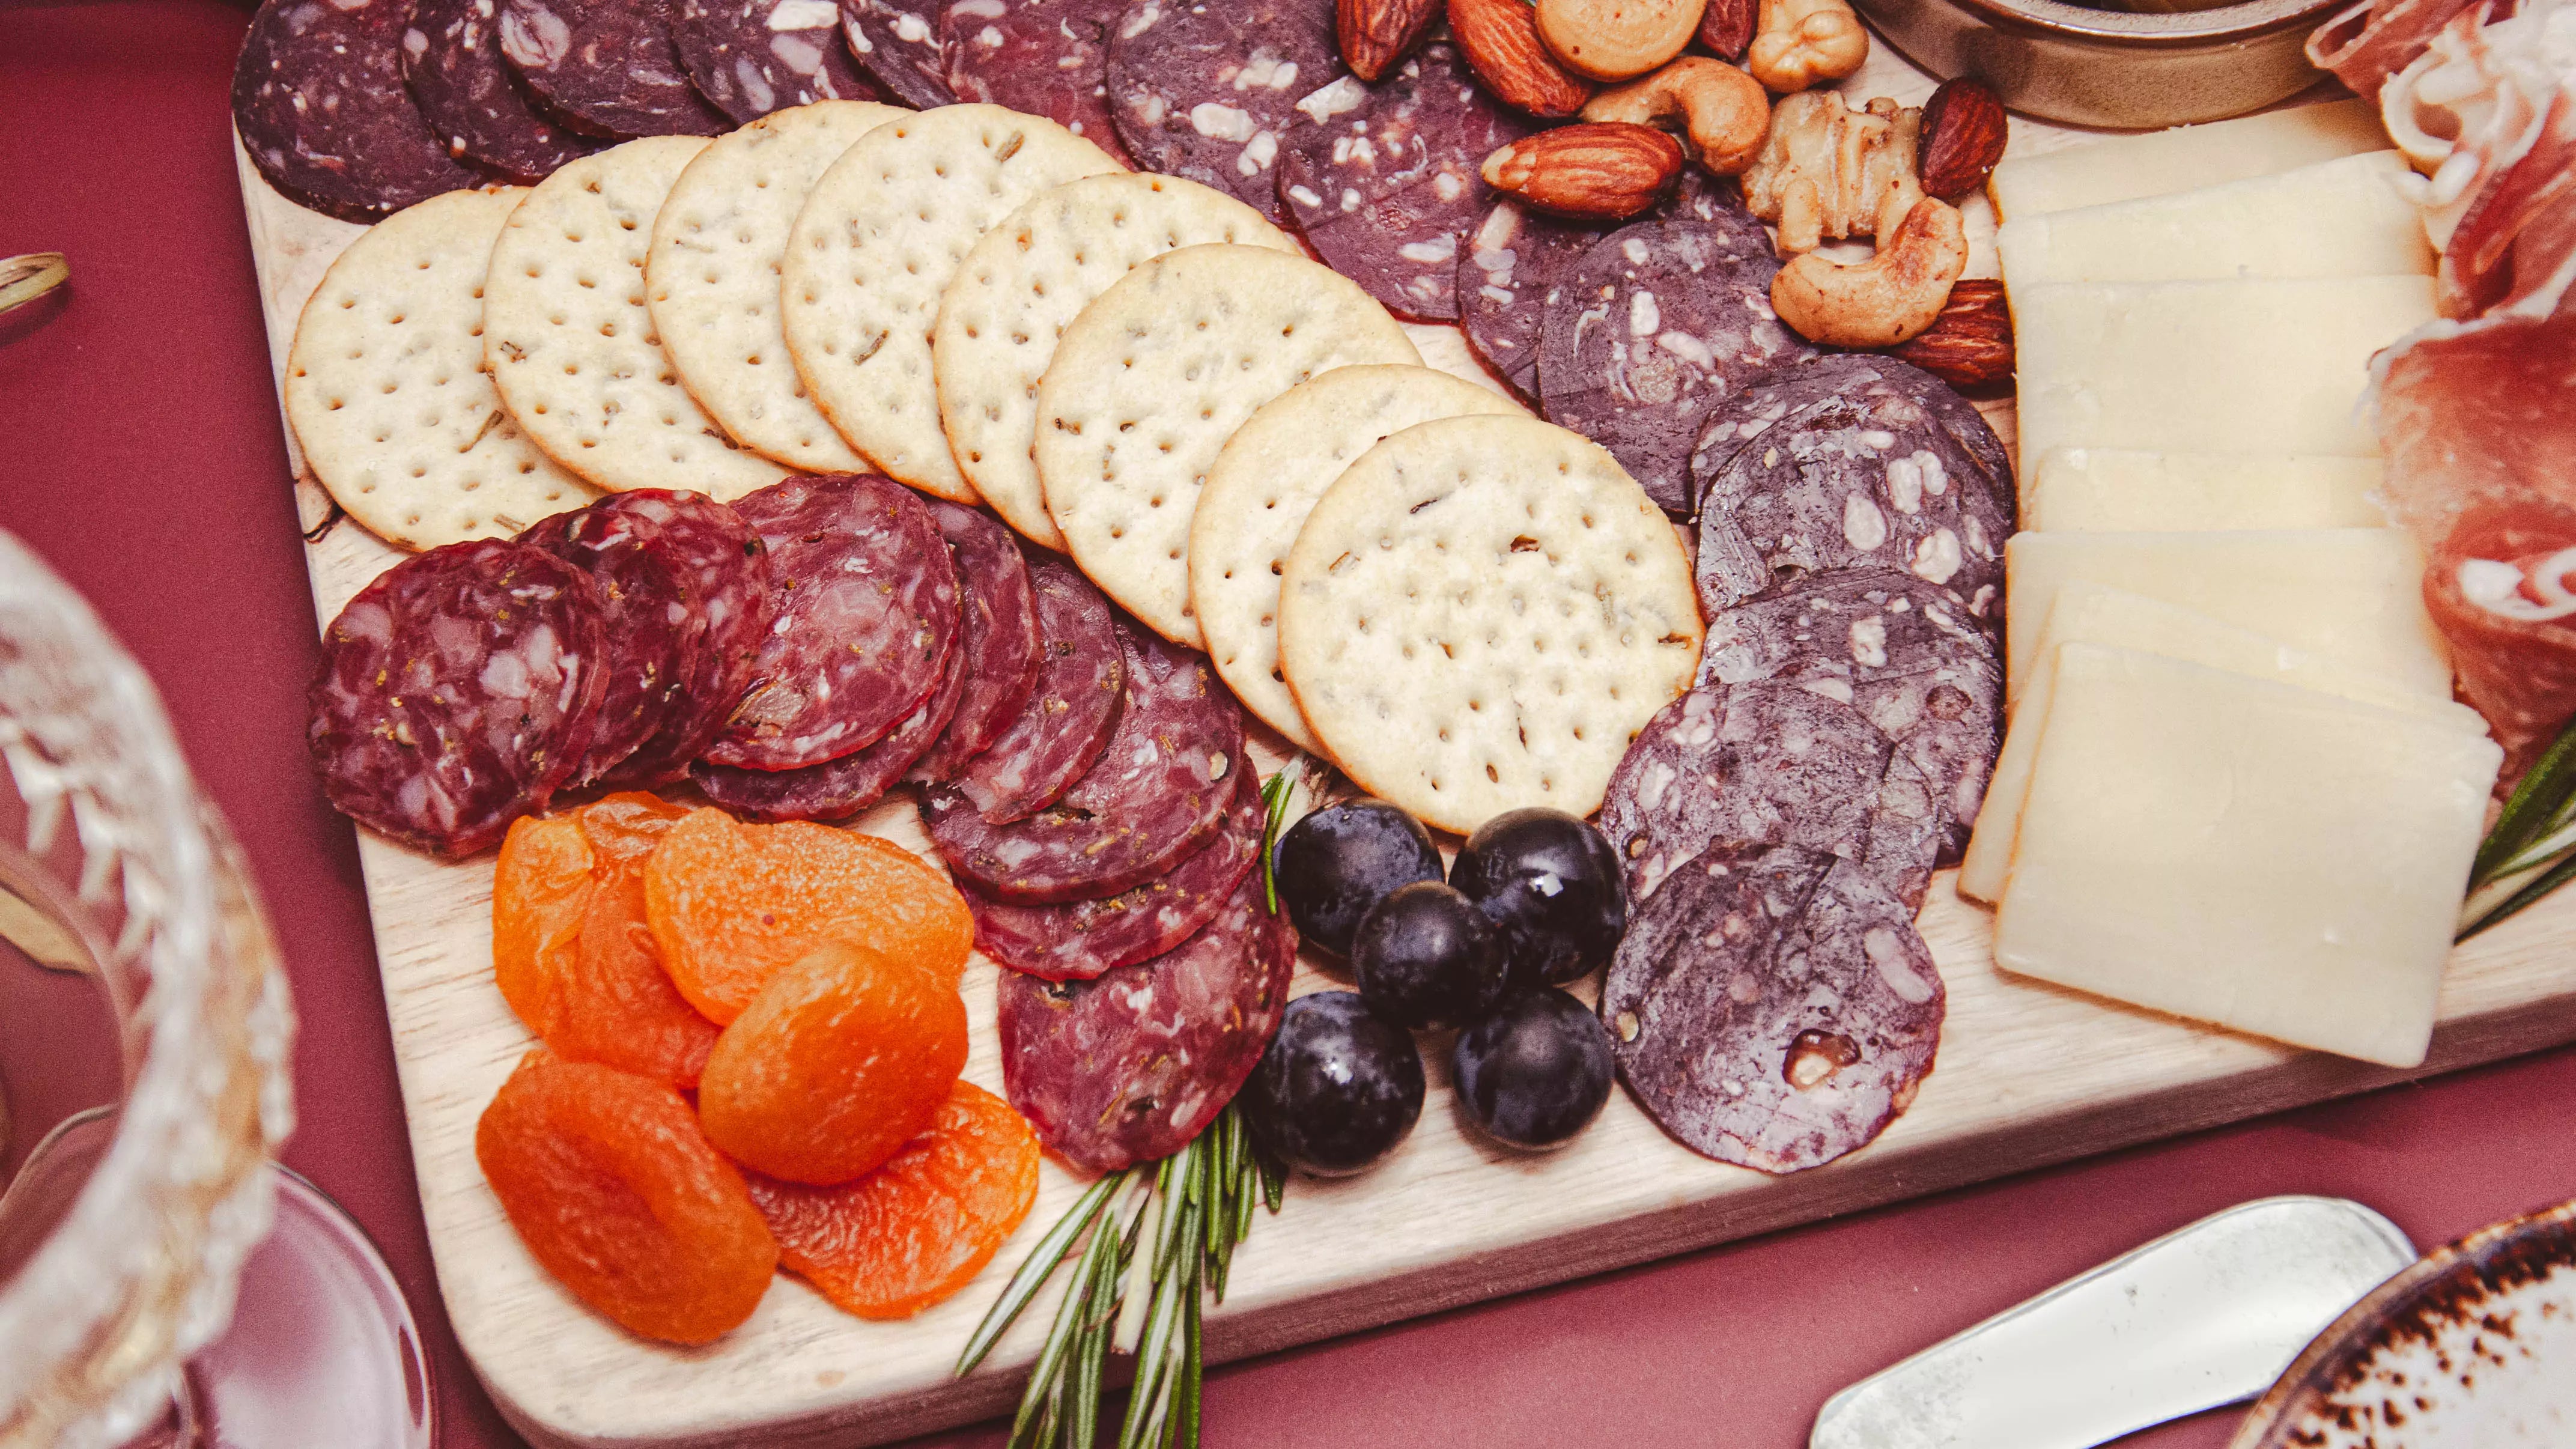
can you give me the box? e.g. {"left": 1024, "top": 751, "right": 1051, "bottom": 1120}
{"left": 499, "top": 0, "right": 731, "bottom": 137}
{"left": 941, "top": 0, "right": 1135, "bottom": 163}
{"left": 233, "top": 0, "right": 488, "bottom": 223}
{"left": 402, "top": 0, "right": 598, "bottom": 183}
{"left": 674, "top": 0, "right": 888, "bottom": 121}
{"left": 1106, "top": 0, "right": 1344, "bottom": 226}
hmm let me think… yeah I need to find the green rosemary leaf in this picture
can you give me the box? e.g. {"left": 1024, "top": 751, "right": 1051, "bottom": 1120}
{"left": 961, "top": 1170, "right": 1128, "bottom": 1375}
{"left": 1176, "top": 1287, "right": 1205, "bottom": 1449}
{"left": 1117, "top": 1204, "right": 1197, "bottom": 1449}
{"left": 2459, "top": 847, "right": 2576, "bottom": 941}
{"left": 0, "top": 253, "right": 67, "bottom": 320}
{"left": 1257, "top": 1140, "right": 1286, "bottom": 1213}
{"left": 1258, "top": 759, "right": 1304, "bottom": 916}
{"left": 1009, "top": 1195, "right": 1124, "bottom": 1446}
{"left": 2473, "top": 715, "right": 2576, "bottom": 887}
{"left": 1068, "top": 1215, "right": 1126, "bottom": 1449}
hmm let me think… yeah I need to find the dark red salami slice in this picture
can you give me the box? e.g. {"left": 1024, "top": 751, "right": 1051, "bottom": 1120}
{"left": 675, "top": 0, "right": 886, "bottom": 121}
{"left": 922, "top": 619, "right": 1244, "bottom": 903}
{"left": 583, "top": 493, "right": 775, "bottom": 787}
{"left": 1107, "top": 0, "right": 1343, "bottom": 226}
{"left": 838, "top": 0, "right": 956, "bottom": 109}
{"left": 702, "top": 473, "right": 959, "bottom": 771}
{"left": 308, "top": 538, "right": 609, "bottom": 857}
{"left": 1274, "top": 42, "right": 1534, "bottom": 323}
{"left": 233, "top": 0, "right": 487, "bottom": 224}
{"left": 522, "top": 492, "right": 696, "bottom": 785}
{"left": 943, "top": 0, "right": 1134, "bottom": 163}
{"left": 997, "top": 869, "right": 1295, "bottom": 1171}
{"left": 402, "top": 0, "right": 598, "bottom": 183}
{"left": 962, "top": 748, "right": 1263, "bottom": 979}
{"left": 953, "top": 556, "right": 1125, "bottom": 822}
{"left": 500, "top": 0, "right": 729, "bottom": 138}
{"left": 689, "top": 629, "right": 963, "bottom": 820}
{"left": 908, "top": 502, "right": 1045, "bottom": 784}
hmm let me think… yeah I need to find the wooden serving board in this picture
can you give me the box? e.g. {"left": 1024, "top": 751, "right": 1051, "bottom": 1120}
{"left": 237, "top": 44, "right": 2576, "bottom": 1449}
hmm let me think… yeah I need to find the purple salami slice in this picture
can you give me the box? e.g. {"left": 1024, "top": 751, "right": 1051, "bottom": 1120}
{"left": 908, "top": 502, "right": 1045, "bottom": 783}
{"left": 523, "top": 491, "right": 710, "bottom": 784}
{"left": 675, "top": 0, "right": 885, "bottom": 121}
{"left": 308, "top": 539, "right": 609, "bottom": 857}
{"left": 1538, "top": 214, "right": 1809, "bottom": 515}
{"left": 997, "top": 869, "right": 1295, "bottom": 1171}
{"left": 922, "top": 619, "right": 1244, "bottom": 903}
{"left": 838, "top": 0, "right": 956, "bottom": 109}
{"left": 402, "top": 0, "right": 598, "bottom": 183}
{"left": 499, "top": 0, "right": 729, "bottom": 138}
{"left": 962, "top": 747, "right": 1263, "bottom": 979}
{"left": 943, "top": 0, "right": 1134, "bottom": 163}
{"left": 702, "top": 473, "right": 959, "bottom": 771}
{"left": 1274, "top": 42, "right": 1534, "bottom": 323}
{"left": 1107, "top": 0, "right": 1343, "bottom": 226}
{"left": 1603, "top": 845, "right": 1943, "bottom": 1174}
{"left": 233, "top": 0, "right": 487, "bottom": 224}
{"left": 954, "top": 556, "right": 1125, "bottom": 821}
{"left": 688, "top": 629, "right": 964, "bottom": 820}
{"left": 586, "top": 492, "right": 775, "bottom": 786}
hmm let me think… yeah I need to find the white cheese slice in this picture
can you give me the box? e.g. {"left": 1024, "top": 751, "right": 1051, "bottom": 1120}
{"left": 2012, "top": 275, "right": 2438, "bottom": 482}
{"left": 1996, "top": 152, "right": 2432, "bottom": 287}
{"left": 1958, "top": 582, "right": 2488, "bottom": 904}
{"left": 1992, "top": 643, "right": 2500, "bottom": 1068}
{"left": 2026, "top": 449, "right": 2389, "bottom": 532}
{"left": 1988, "top": 99, "right": 2387, "bottom": 219}
{"left": 2003, "top": 528, "right": 2452, "bottom": 703}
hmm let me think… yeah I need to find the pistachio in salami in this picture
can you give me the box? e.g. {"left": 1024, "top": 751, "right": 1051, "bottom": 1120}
{"left": 499, "top": 0, "right": 730, "bottom": 137}
{"left": 234, "top": 0, "right": 487, "bottom": 223}
{"left": 402, "top": 0, "right": 598, "bottom": 183}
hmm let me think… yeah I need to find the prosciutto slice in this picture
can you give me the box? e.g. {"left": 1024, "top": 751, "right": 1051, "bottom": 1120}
{"left": 2309, "top": 0, "right": 2510, "bottom": 102}
{"left": 2422, "top": 499, "right": 2576, "bottom": 774}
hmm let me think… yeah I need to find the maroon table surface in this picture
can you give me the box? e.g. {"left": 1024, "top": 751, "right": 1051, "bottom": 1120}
{"left": 2, "top": 7, "right": 2572, "bottom": 1445}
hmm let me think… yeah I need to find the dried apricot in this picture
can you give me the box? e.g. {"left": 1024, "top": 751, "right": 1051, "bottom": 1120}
{"left": 748, "top": 1080, "right": 1040, "bottom": 1320}
{"left": 493, "top": 814, "right": 593, "bottom": 1034}
{"left": 696, "top": 938, "right": 969, "bottom": 1184}
{"left": 643, "top": 807, "right": 973, "bottom": 1024}
{"left": 475, "top": 1051, "right": 777, "bottom": 1344}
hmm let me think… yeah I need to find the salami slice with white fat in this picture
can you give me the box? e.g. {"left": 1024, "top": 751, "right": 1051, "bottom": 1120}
{"left": 996, "top": 869, "right": 1295, "bottom": 1171}
{"left": 838, "top": 0, "right": 956, "bottom": 108}
{"left": 308, "top": 538, "right": 609, "bottom": 857}
{"left": 688, "top": 631, "right": 963, "bottom": 820}
{"left": 500, "top": 0, "right": 730, "bottom": 137}
{"left": 401, "top": 0, "right": 597, "bottom": 183}
{"left": 234, "top": 0, "right": 487, "bottom": 223}
{"left": 583, "top": 492, "right": 775, "bottom": 787}
{"left": 908, "top": 502, "right": 1045, "bottom": 783}
{"left": 1106, "top": 0, "right": 1343, "bottom": 226}
{"left": 942, "top": 0, "right": 1134, "bottom": 163}
{"left": 954, "top": 556, "right": 1126, "bottom": 822}
{"left": 674, "top": 0, "right": 885, "bottom": 122}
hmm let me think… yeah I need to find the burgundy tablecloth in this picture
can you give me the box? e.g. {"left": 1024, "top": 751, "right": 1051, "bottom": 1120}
{"left": 2, "top": 7, "right": 2570, "bottom": 1445}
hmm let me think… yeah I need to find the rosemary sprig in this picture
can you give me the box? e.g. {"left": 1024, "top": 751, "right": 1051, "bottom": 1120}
{"left": 0, "top": 253, "right": 67, "bottom": 320}
{"left": 1257, "top": 760, "right": 1304, "bottom": 916}
{"left": 2459, "top": 712, "right": 2576, "bottom": 941}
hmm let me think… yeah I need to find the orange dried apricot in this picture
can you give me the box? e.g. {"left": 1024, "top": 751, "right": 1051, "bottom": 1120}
{"left": 643, "top": 807, "right": 972, "bottom": 1024}
{"left": 696, "top": 938, "right": 969, "bottom": 1185}
{"left": 747, "top": 1080, "right": 1040, "bottom": 1320}
{"left": 475, "top": 1050, "right": 778, "bottom": 1344}
{"left": 493, "top": 813, "right": 593, "bottom": 1034}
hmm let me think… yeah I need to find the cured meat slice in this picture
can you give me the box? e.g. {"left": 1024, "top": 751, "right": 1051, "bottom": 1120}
{"left": 1538, "top": 213, "right": 1808, "bottom": 515}
{"left": 2418, "top": 500, "right": 2576, "bottom": 780}
{"left": 2307, "top": 0, "right": 2494, "bottom": 102}
{"left": 401, "top": 0, "right": 597, "bottom": 183}
{"left": 1106, "top": 0, "right": 1343, "bottom": 226}
{"left": 308, "top": 538, "right": 609, "bottom": 857}
{"left": 838, "top": 0, "right": 957, "bottom": 108}
{"left": 1274, "top": 42, "right": 1536, "bottom": 323}
{"left": 996, "top": 870, "right": 1295, "bottom": 1171}
{"left": 524, "top": 491, "right": 718, "bottom": 785}
{"left": 233, "top": 0, "right": 485, "bottom": 223}
{"left": 962, "top": 748, "right": 1264, "bottom": 979}
{"left": 702, "top": 473, "right": 959, "bottom": 771}
{"left": 922, "top": 619, "right": 1244, "bottom": 903}
{"left": 908, "top": 502, "right": 1045, "bottom": 783}
{"left": 499, "top": 0, "right": 730, "bottom": 138}
{"left": 690, "top": 632, "right": 965, "bottom": 820}
{"left": 674, "top": 0, "right": 886, "bottom": 122}
{"left": 586, "top": 493, "right": 774, "bottom": 787}
{"left": 942, "top": 0, "right": 1134, "bottom": 163}
{"left": 955, "top": 556, "right": 1126, "bottom": 822}
{"left": 1602, "top": 844, "right": 1944, "bottom": 1174}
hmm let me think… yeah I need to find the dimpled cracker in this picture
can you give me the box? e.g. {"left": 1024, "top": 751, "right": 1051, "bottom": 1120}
{"left": 1190, "top": 365, "right": 1519, "bottom": 752}
{"left": 1277, "top": 414, "right": 1703, "bottom": 834}
{"left": 934, "top": 172, "right": 1298, "bottom": 553}
{"left": 285, "top": 189, "right": 600, "bottom": 551}
{"left": 645, "top": 100, "right": 907, "bottom": 473}
{"left": 781, "top": 105, "right": 1120, "bottom": 503}
{"left": 1036, "top": 244, "right": 1420, "bottom": 648}
{"left": 485, "top": 136, "right": 787, "bottom": 500}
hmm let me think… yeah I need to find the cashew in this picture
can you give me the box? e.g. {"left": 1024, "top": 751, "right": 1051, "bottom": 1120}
{"left": 1746, "top": 0, "right": 1867, "bottom": 93}
{"left": 1580, "top": 56, "right": 1772, "bottom": 176}
{"left": 1742, "top": 90, "right": 1922, "bottom": 253}
{"left": 1769, "top": 196, "right": 1967, "bottom": 348}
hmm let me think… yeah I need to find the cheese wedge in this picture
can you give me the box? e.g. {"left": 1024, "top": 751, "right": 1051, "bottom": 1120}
{"left": 2026, "top": 449, "right": 2389, "bottom": 532}
{"left": 1988, "top": 99, "right": 2387, "bottom": 219}
{"left": 1996, "top": 152, "right": 2432, "bottom": 288}
{"left": 1993, "top": 643, "right": 2500, "bottom": 1068}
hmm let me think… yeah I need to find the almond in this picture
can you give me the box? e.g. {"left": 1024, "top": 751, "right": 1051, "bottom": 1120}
{"left": 1341, "top": 0, "right": 1442, "bottom": 82}
{"left": 1916, "top": 77, "right": 2008, "bottom": 199}
{"left": 1697, "top": 0, "right": 1756, "bottom": 59}
{"left": 1886, "top": 279, "right": 2012, "bottom": 386}
{"left": 1450, "top": 0, "right": 1596, "bottom": 117}
{"left": 1481, "top": 122, "right": 1683, "bottom": 220}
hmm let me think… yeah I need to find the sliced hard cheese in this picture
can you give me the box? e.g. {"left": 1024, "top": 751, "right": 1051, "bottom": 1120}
{"left": 1996, "top": 152, "right": 2431, "bottom": 288}
{"left": 2004, "top": 528, "right": 2452, "bottom": 702}
{"left": 1988, "top": 99, "right": 2386, "bottom": 219}
{"left": 1958, "top": 582, "right": 2488, "bottom": 904}
{"left": 2027, "top": 449, "right": 2388, "bottom": 532}
{"left": 2012, "top": 275, "right": 2437, "bottom": 481}
{"left": 1993, "top": 643, "right": 2500, "bottom": 1068}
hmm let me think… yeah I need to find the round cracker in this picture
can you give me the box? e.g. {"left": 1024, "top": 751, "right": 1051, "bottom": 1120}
{"left": 1036, "top": 244, "right": 1420, "bottom": 648}
{"left": 780, "top": 104, "right": 1120, "bottom": 502}
{"left": 645, "top": 100, "right": 907, "bottom": 474}
{"left": 934, "top": 172, "right": 1298, "bottom": 552}
{"left": 485, "top": 136, "right": 788, "bottom": 500}
{"left": 285, "top": 189, "right": 600, "bottom": 551}
{"left": 1189, "top": 365, "right": 1519, "bottom": 752}
{"left": 1277, "top": 413, "right": 1703, "bottom": 834}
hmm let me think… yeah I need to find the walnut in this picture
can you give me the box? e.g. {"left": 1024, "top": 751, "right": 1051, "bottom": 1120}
{"left": 1741, "top": 91, "right": 1925, "bottom": 254}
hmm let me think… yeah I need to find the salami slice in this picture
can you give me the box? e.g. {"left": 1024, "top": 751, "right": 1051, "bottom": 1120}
{"left": 942, "top": 0, "right": 1134, "bottom": 163}
{"left": 954, "top": 556, "right": 1126, "bottom": 822}
{"left": 1602, "top": 844, "right": 1943, "bottom": 1174}
{"left": 674, "top": 0, "right": 885, "bottom": 122}
{"left": 308, "top": 538, "right": 609, "bottom": 857}
{"left": 996, "top": 869, "right": 1295, "bottom": 1171}
{"left": 587, "top": 492, "right": 776, "bottom": 787}
{"left": 702, "top": 473, "right": 959, "bottom": 771}
{"left": 908, "top": 502, "right": 1045, "bottom": 784}
{"left": 838, "top": 0, "right": 957, "bottom": 108}
{"left": 500, "top": 0, "right": 730, "bottom": 138}
{"left": 1538, "top": 214, "right": 1809, "bottom": 515}
{"left": 962, "top": 748, "right": 1263, "bottom": 979}
{"left": 922, "top": 619, "right": 1244, "bottom": 903}
{"left": 233, "top": 0, "right": 487, "bottom": 224}
{"left": 402, "top": 0, "right": 597, "bottom": 183}
{"left": 689, "top": 630, "right": 964, "bottom": 820}
{"left": 1107, "top": 0, "right": 1343, "bottom": 226}
{"left": 523, "top": 491, "right": 716, "bottom": 784}
{"left": 1274, "top": 42, "right": 1534, "bottom": 323}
